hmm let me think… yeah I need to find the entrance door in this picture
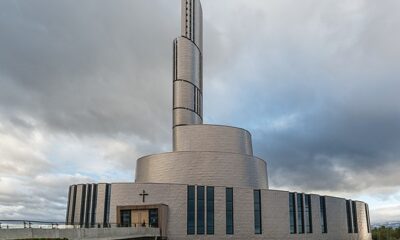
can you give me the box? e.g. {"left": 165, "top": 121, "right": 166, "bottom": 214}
{"left": 120, "top": 210, "right": 131, "bottom": 227}
{"left": 131, "top": 210, "right": 149, "bottom": 227}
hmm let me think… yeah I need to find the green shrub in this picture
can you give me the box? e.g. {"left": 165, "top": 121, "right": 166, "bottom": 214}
{"left": 372, "top": 226, "right": 400, "bottom": 240}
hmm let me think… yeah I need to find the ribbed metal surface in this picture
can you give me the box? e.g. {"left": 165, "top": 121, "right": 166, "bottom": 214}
{"left": 173, "top": 0, "right": 203, "bottom": 130}
{"left": 173, "top": 38, "right": 202, "bottom": 128}
{"left": 173, "top": 124, "right": 253, "bottom": 155}
{"left": 181, "top": 0, "right": 202, "bottom": 51}
{"left": 135, "top": 151, "right": 268, "bottom": 189}
{"left": 174, "top": 38, "right": 202, "bottom": 88}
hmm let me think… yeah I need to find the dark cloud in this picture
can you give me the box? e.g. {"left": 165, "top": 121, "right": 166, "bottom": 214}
{"left": 0, "top": 0, "right": 399, "bottom": 222}
{"left": 200, "top": 0, "right": 400, "bottom": 195}
{"left": 0, "top": 0, "right": 184, "bottom": 144}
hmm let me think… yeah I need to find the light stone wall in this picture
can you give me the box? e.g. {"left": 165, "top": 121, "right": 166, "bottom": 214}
{"left": 232, "top": 187, "right": 254, "bottom": 238}
{"left": 310, "top": 194, "right": 322, "bottom": 236}
{"left": 108, "top": 183, "right": 188, "bottom": 237}
{"left": 64, "top": 183, "right": 371, "bottom": 240}
{"left": 213, "top": 186, "right": 226, "bottom": 236}
{"left": 356, "top": 201, "right": 371, "bottom": 240}
{"left": 73, "top": 184, "right": 83, "bottom": 225}
{"left": 135, "top": 151, "right": 268, "bottom": 189}
{"left": 263, "top": 190, "right": 291, "bottom": 239}
{"left": 95, "top": 183, "right": 107, "bottom": 225}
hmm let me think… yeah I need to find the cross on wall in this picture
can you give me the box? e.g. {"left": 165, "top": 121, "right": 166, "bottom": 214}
{"left": 139, "top": 190, "right": 148, "bottom": 203}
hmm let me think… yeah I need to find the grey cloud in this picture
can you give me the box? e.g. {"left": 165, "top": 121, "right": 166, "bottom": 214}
{"left": 0, "top": 174, "right": 91, "bottom": 221}
{"left": 0, "top": 0, "right": 184, "bottom": 146}
{"left": 0, "top": 119, "right": 52, "bottom": 177}
{"left": 0, "top": 0, "right": 399, "bottom": 223}
{"left": 371, "top": 205, "right": 400, "bottom": 223}
{"left": 200, "top": 0, "right": 400, "bottom": 195}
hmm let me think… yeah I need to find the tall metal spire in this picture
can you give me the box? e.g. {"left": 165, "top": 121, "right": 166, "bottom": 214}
{"left": 172, "top": 0, "right": 203, "bottom": 149}
{"left": 181, "top": 0, "right": 203, "bottom": 51}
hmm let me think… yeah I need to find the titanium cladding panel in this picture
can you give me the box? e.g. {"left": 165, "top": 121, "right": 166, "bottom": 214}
{"left": 173, "top": 38, "right": 203, "bottom": 127}
{"left": 181, "top": 0, "right": 203, "bottom": 51}
{"left": 173, "top": 124, "right": 253, "bottom": 155}
{"left": 135, "top": 151, "right": 268, "bottom": 189}
{"left": 173, "top": 0, "right": 203, "bottom": 129}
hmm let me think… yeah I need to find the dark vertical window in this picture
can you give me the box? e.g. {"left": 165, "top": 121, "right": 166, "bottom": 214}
{"left": 71, "top": 185, "right": 77, "bottom": 224}
{"left": 187, "top": 185, "right": 195, "bottom": 235}
{"left": 193, "top": 86, "right": 197, "bottom": 112}
{"left": 85, "top": 184, "right": 92, "bottom": 227}
{"left": 226, "top": 188, "right": 234, "bottom": 235}
{"left": 173, "top": 39, "right": 177, "bottom": 80}
{"left": 346, "top": 200, "right": 353, "bottom": 233}
{"left": 198, "top": 89, "right": 200, "bottom": 115}
{"left": 207, "top": 186, "right": 214, "bottom": 235}
{"left": 297, "top": 193, "right": 304, "bottom": 234}
{"left": 254, "top": 190, "right": 262, "bottom": 234}
{"left": 149, "top": 209, "right": 159, "bottom": 228}
{"left": 120, "top": 210, "right": 131, "bottom": 227}
{"left": 103, "top": 184, "right": 111, "bottom": 227}
{"left": 197, "top": 186, "right": 205, "bottom": 234}
{"left": 352, "top": 201, "right": 358, "bottom": 233}
{"left": 66, "top": 186, "right": 72, "bottom": 224}
{"left": 305, "top": 194, "right": 313, "bottom": 233}
{"left": 289, "top": 192, "right": 297, "bottom": 234}
{"left": 365, "top": 204, "right": 371, "bottom": 233}
{"left": 320, "top": 196, "right": 327, "bottom": 233}
{"left": 91, "top": 184, "right": 97, "bottom": 227}
{"left": 80, "top": 185, "right": 86, "bottom": 227}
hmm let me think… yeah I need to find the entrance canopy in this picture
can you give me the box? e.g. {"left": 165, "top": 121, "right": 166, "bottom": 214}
{"left": 116, "top": 204, "right": 168, "bottom": 238}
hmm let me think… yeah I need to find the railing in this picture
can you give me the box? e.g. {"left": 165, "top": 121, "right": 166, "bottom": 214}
{"left": 0, "top": 220, "right": 158, "bottom": 230}
{"left": 0, "top": 220, "right": 65, "bottom": 229}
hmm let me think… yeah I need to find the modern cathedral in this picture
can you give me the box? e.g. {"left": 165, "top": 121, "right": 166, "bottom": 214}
{"left": 66, "top": 1, "right": 372, "bottom": 239}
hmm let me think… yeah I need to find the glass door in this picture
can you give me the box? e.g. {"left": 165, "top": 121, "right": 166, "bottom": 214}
{"left": 120, "top": 210, "right": 131, "bottom": 227}
{"left": 132, "top": 210, "right": 149, "bottom": 227}
{"left": 149, "top": 209, "right": 159, "bottom": 227}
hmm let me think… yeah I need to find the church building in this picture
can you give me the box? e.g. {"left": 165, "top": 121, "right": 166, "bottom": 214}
{"left": 66, "top": 1, "right": 372, "bottom": 239}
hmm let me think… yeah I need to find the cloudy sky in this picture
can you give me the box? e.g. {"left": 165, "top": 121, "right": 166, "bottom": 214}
{"left": 0, "top": 0, "right": 399, "bottom": 223}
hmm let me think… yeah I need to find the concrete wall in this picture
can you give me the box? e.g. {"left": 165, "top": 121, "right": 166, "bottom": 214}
{"left": 109, "top": 183, "right": 188, "bottom": 237}
{"left": 0, "top": 227, "right": 159, "bottom": 240}
{"left": 95, "top": 183, "right": 107, "bottom": 225}
{"left": 73, "top": 185, "right": 84, "bottom": 225}
{"left": 64, "top": 182, "right": 372, "bottom": 240}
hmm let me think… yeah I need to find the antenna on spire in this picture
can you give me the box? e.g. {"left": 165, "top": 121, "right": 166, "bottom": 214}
{"left": 181, "top": 0, "right": 203, "bottom": 51}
